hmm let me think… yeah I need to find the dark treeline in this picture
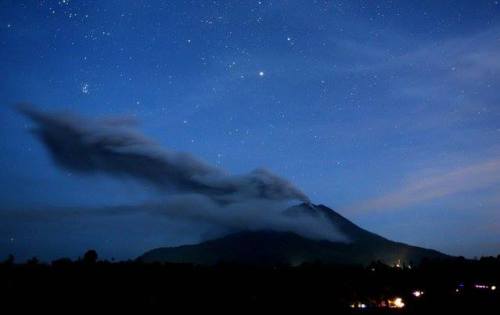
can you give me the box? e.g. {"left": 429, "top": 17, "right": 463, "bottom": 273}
{"left": 1, "top": 251, "right": 499, "bottom": 313}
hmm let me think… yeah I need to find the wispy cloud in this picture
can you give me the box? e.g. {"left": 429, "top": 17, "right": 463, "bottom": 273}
{"left": 351, "top": 157, "right": 500, "bottom": 212}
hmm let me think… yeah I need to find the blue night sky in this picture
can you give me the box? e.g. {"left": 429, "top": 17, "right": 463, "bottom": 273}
{"left": 1, "top": 0, "right": 500, "bottom": 261}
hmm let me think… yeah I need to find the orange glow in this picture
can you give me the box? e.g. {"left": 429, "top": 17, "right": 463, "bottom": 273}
{"left": 388, "top": 297, "right": 405, "bottom": 308}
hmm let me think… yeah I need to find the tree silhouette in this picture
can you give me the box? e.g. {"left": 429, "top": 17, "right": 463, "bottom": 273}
{"left": 26, "top": 256, "right": 39, "bottom": 265}
{"left": 2, "top": 254, "right": 14, "bottom": 265}
{"left": 83, "top": 250, "right": 98, "bottom": 264}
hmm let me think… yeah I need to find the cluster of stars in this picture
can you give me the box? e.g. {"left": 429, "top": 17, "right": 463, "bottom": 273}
{"left": 81, "top": 83, "right": 89, "bottom": 94}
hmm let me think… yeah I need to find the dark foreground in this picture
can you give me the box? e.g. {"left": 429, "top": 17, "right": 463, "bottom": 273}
{"left": 1, "top": 253, "right": 499, "bottom": 313}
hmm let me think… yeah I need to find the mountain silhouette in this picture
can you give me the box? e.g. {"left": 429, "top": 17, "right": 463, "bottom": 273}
{"left": 139, "top": 203, "right": 448, "bottom": 265}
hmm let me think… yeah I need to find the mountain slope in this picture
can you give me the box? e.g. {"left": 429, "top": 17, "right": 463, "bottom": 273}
{"left": 139, "top": 203, "right": 448, "bottom": 265}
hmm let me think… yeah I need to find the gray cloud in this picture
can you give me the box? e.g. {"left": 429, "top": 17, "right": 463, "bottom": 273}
{"left": 153, "top": 195, "right": 345, "bottom": 241}
{"left": 18, "top": 104, "right": 309, "bottom": 204}
{"left": 16, "top": 105, "right": 347, "bottom": 242}
{"left": 0, "top": 195, "right": 346, "bottom": 242}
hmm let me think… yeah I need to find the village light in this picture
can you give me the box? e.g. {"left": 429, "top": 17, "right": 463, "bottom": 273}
{"left": 412, "top": 290, "right": 424, "bottom": 297}
{"left": 350, "top": 302, "right": 367, "bottom": 309}
{"left": 394, "top": 259, "right": 402, "bottom": 268}
{"left": 388, "top": 297, "right": 405, "bottom": 308}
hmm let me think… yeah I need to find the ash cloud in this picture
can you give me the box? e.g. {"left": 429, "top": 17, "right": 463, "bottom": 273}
{"left": 151, "top": 195, "right": 344, "bottom": 241}
{"left": 19, "top": 105, "right": 309, "bottom": 203}
{"left": 17, "top": 105, "right": 345, "bottom": 241}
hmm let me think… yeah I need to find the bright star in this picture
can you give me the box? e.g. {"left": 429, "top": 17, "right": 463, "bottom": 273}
{"left": 259, "top": 71, "right": 265, "bottom": 77}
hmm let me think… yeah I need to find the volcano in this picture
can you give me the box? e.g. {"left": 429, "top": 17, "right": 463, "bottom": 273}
{"left": 139, "top": 203, "right": 448, "bottom": 265}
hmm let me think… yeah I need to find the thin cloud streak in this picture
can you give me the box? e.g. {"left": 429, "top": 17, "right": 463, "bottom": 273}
{"left": 351, "top": 158, "right": 500, "bottom": 212}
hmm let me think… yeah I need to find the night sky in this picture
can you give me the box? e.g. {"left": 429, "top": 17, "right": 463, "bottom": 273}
{"left": 1, "top": 1, "right": 500, "bottom": 261}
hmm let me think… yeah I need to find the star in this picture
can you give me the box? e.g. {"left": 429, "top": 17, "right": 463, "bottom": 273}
{"left": 258, "top": 71, "right": 265, "bottom": 77}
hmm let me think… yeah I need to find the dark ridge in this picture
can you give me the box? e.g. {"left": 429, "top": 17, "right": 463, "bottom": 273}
{"left": 139, "top": 203, "right": 449, "bottom": 265}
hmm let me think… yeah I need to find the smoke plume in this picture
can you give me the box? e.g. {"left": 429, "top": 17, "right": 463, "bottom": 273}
{"left": 18, "top": 105, "right": 345, "bottom": 241}
{"left": 18, "top": 105, "right": 309, "bottom": 204}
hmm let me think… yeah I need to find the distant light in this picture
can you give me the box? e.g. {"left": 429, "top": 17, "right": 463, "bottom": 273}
{"left": 258, "top": 71, "right": 265, "bottom": 77}
{"left": 350, "top": 302, "right": 367, "bottom": 309}
{"left": 472, "top": 283, "right": 496, "bottom": 291}
{"left": 388, "top": 297, "right": 405, "bottom": 309}
{"left": 394, "top": 259, "right": 402, "bottom": 268}
{"left": 412, "top": 290, "right": 424, "bottom": 298}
